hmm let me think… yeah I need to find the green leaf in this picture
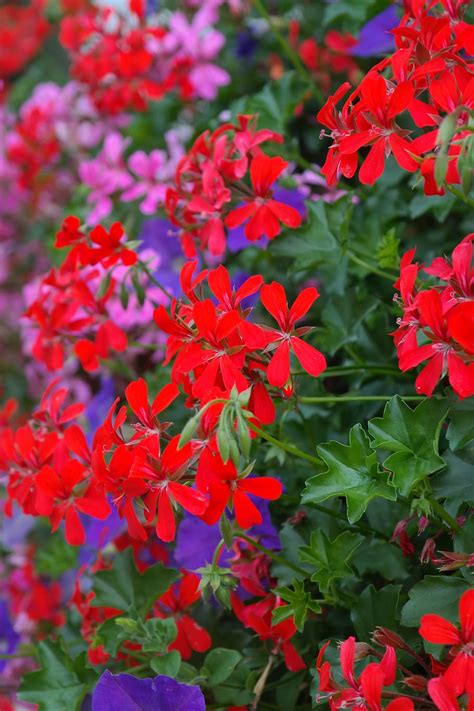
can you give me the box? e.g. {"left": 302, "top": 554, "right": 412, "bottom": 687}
{"left": 273, "top": 579, "right": 322, "bottom": 631}
{"left": 376, "top": 227, "right": 400, "bottom": 270}
{"left": 18, "top": 642, "right": 95, "bottom": 711}
{"left": 302, "top": 425, "right": 397, "bottom": 523}
{"left": 368, "top": 396, "right": 448, "bottom": 496}
{"left": 91, "top": 549, "right": 178, "bottom": 614}
{"left": 352, "top": 539, "right": 409, "bottom": 581}
{"left": 447, "top": 399, "right": 474, "bottom": 452}
{"left": 230, "top": 72, "right": 307, "bottom": 133}
{"left": 431, "top": 450, "right": 474, "bottom": 504}
{"left": 270, "top": 200, "right": 347, "bottom": 271}
{"left": 299, "top": 529, "right": 363, "bottom": 593}
{"left": 351, "top": 585, "right": 402, "bottom": 642}
{"left": 150, "top": 651, "right": 181, "bottom": 677}
{"left": 400, "top": 576, "right": 470, "bottom": 627}
{"left": 203, "top": 648, "right": 242, "bottom": 684}
{"left": 35, "top": 532, "right": 78, "bottom": 578}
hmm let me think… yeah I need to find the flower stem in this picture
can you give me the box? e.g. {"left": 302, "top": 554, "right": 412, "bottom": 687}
{"left": 238, "top": 532, "right": 309, "bottom": 578}
{"left": 249, "top": 422, "right": 321, "bottom": 466}
{"left": 140, "top": 263, "right": 174, "bottom": 300}
{"left": 429, "top": 497, "right": 462, "bottom": 533}
{"left": 346, "top": 251, "right": 398, "bottom": 282}
{"left": 298, "top": 394, "right": 425, "bottom": 404}
{"left": 446, "top": 185, "right": 474, "bottom": 208}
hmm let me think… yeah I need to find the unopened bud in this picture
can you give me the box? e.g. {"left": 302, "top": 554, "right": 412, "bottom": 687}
{"left": 403, "top": 675, "right": 428, "bottom": 692}
{"left": 353, "top": 642, "right": 371, "bottom": 661}
{"left": 372, "top": 627, "right": 410, "bottom": 652}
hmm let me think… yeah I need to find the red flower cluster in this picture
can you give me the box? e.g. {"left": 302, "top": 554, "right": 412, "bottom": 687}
{"left": 291, "top": 22, "right": 359, "bottom": 93}
{"left": 317, "top": 0, "right": 473, "bottom": 194}
{"left": 316, "top": 636, "right": 414, "bottom": 710}
{"left": 393, "top": 233, "right": 474, "bottom": 399}
{"left": 154, "top": 261, "right": 326, "bottom": 410}
{"left": 59, "top": 2, "right": 167, "bottom": 113}
{"left": 165, "top": 115, "right": 302, "bottom": 257}
{"left": 420, "top": 589, "right": 474, "bottom": 708}
{"left": 0, "top": 380, "right": 110, "bottom": 545}
{"left": 0, "top": 0, "right": 49, "bottom": 81}
{"left": 25, "top": 216, "right": 135, "bottom": 372}
{"left": 231, "top": 592, "right": 306, "bottom": 672}
{"left": 155, "top": 571, "right": 212, "bottom": 660}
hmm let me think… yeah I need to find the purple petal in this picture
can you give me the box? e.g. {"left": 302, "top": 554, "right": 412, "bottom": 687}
{"left": 91, "top": 671, "right": 205, "bottom": 711}
{"left": 350, "top": 6, "right": 398, "bottom": 57}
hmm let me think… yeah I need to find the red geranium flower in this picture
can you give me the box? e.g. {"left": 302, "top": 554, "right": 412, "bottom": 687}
{"left": 225, "top": 155, "right": 302, "bottom": 241}
{"left": 260, "top": 282, "right": 327, "bottom": 388}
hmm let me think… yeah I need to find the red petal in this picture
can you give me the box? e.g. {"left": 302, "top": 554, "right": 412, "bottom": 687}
{"left": 260, "top": 282, "right": 289, "bottom": 329}
{"left": 427, "top": 677, "right": 460, "bottom": 711}
{"left": 359, "top": 663, "right": 385, "bottom": 709}
{"left": 250, "top": 154, "right": 287, "bottom": 196}
{"left": 225, "top": 203, "right": 256, "bottom": 229}
{"left": 267, "top": 200, "right": 302, "bottom": 228}
{"left": 289, "top": 287, "right": 319, "bottom": 325}
{"left": 238, "top": 476, "right": 282, "bottom": 501}
{"left": 340, "top": 637, "right": 356, "bottom": 687}
{"left": 156, "top": 490, "right": 176, "bottom": 542}
{"left": 448, "top": 352, "right": 474, "bottom": 400}
{"left": 415, "top": 352, "right": 444, "bottom": 397}
{"left": 267, "top": 341, "right": 291, "bottom": 388}
{"left": 359, "top": 139, "right": 386, "bottom": 185}
{"left": 65, "top": 506, "right": 85, "bottom": 546}
{"left": 151, "top": 382, "right": 179, "bottom": 418}
{"left": 168, "top": 482, "right": 208, "bottom": 515}
{"left": 291, "top": 337, "right": 326, "bottom": 378}
{"left": 459, "top": 589, "right": 474, "bottom": 641}
{"left": 233, "top": 489, "right": 262, "bottom": 528}
{"left": 419, "top": 614, "right": 461, "bottom": 644}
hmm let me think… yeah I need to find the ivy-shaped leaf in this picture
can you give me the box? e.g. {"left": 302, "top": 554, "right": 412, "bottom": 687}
{"left": 91, "top": 549, "right": 178, "bottom": 615}
{"left": 368, "top": 396, "right": 448, "bottom": 496}
{"left": 272, "top": 579, "right": 322, "bottom": 631}
{"left": 18, "top": 642, "right": 96, "bottom": 711}
{"left": 298, "top": 529, "right": 363, "bottom": 593}
{"left": 302, "top": 425, "right": 397, "bottom": 523}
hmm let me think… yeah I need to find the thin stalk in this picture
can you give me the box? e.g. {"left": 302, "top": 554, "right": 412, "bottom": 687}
{"left": 298, "top": 394, "right": 425, "bottom": 404}
{"left": 251, "top": 655, "right": 275, "bottom": 711}
{"left": 429, "top": 497, "right": 462, "bottom": 533}
{"left": 140, "top": 263, "right": 174, "bottom": 300}
{"left": 446, "top": 185, "right": 474, "bottom": 208}
{"left": 238, "top": 532, "right": 309, "bottom": 578}
{"left": 346, "top": 251, "right": 398, "bottom": 282}
{"left": 249, "top": 422, "right": 321, "bottom": 466}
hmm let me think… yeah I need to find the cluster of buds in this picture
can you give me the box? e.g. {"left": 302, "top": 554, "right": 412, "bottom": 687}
{"left": 165, "top": 115, "right": 303, "bottom": 257}
{"left": 393, "top": 233, "right": 474, "bottom": 399}
{"left": 317, "top": 0, "right": 474, "bottom": 195}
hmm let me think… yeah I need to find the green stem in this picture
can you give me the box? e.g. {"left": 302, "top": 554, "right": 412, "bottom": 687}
{"left": 293, "top": 364, "right": 407, "bottom": 379}
{"left": 0, "top": 652, "right": 34, "bottom": 660}
{"left": 346, "top": 251, "right": 398, "bottom": 282}
{"left": 238, "top": 532, "right": 309, "bottom": 578}
{"left": 250, "top": 0, "right": 318, "bottom": 92}
{"left": 249, "top": 422, "right": 321, "bottom": 465}
{"left": 298, "top": 394, "right": 425, "bottom": 404}
{"left": 429, "top": 497, "right": 462, "bottom": 533}
{"left": 446, "top": 185, "right": 474, "bottom": 208}
{"left": 129, "top": 340, "right": 158, "bottom": 351}
{"left": 212, "top": 540, "right": 225, "bottom": 568}
{"left": 140, "top": 263, "right": 174, "bottom": 300}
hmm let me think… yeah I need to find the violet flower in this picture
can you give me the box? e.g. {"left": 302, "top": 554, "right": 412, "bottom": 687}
{"left": 91, "top": 671, "right": 205, "bottom": 711}
{"left": 350, "top": 6, "right": 398, "bottom": 57}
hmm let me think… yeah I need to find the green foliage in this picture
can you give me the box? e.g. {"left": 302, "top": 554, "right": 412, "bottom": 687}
{"left": 302, "top": 425, "right": 397, "bottom": 523}
{"left": 18, "top": 642, "right": 96, "bottom": 711}
{"left": 202, "top": 648, "right": 242, "bottom": 684}
{"left": 35, "top": 533, "right": 78, "bottom": 578}
{"left": 272, "top": 579, "right": 322, "bottom": 631}
{"left": 91, "top": 549, "right": 178, "bottom": 614}
{"left": 368, "top": 396, "right": 449, "bottom": 496}
{"left": 299, "top": 529, "right": 363, "bottom": 593}
{"left": 400, "top": 576, "right": 471, "bottom": 627}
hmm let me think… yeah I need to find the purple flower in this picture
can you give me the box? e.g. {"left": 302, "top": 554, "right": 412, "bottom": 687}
{"left": 138, "top": 219, "right": 183, "bottom": 295}
{"left": 0, "top": 601, "right": 20, "bottom": 672}
{"left": 91, "top": 671, "right": 205, "bottom": 711}
{"left": 175, "top": 501, "right": 280, "bottom": 570}
{"left": 350, "top": 6, "right": 398, "bottom": 57}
